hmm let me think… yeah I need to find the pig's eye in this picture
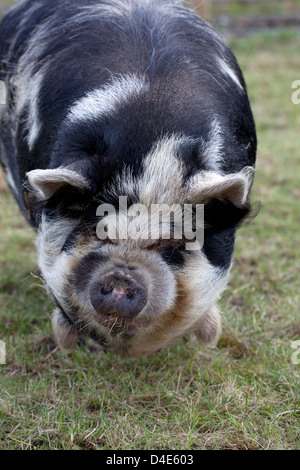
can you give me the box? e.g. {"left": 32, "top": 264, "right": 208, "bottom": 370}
{"left": 157, "top": 243, "right": 185, "bottom": 267}
{"left": 160, "top": 245, "right": 185, "bottom": 267}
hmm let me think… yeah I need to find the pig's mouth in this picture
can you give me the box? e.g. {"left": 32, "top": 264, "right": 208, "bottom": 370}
{"left": 95, "top": 311, "right": 145, "bottom": 333}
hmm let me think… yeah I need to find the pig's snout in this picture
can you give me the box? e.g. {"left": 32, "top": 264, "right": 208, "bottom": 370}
{"left": 90, "top": 268, "right": 147, "bottom": 319}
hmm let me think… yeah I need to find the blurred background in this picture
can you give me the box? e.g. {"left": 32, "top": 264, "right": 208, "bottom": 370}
{"left": 191, "top": 0, "right": 300, "bottom": 36}
{"left": 2, "top": 0, "right": 300, "bottom": 36}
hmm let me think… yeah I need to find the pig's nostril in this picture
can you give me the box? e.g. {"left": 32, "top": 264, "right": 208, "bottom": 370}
{"left": 126, "top": 290, "right": 135, "bottom": 300}
{"left": 100, "top": 285, "right": 113, "bottom": 296}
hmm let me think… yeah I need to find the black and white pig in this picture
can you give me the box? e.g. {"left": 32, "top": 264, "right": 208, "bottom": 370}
{"left": 0, "top": 0, "right": 257, "bottom": 357}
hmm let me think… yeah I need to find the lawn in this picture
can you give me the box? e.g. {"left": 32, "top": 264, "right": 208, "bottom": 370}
{"left": 0, "top": 2, "right": 299, "bottom": 451}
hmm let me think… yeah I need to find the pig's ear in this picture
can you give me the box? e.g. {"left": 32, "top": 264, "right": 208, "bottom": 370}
{"left": 186, "top": 166, "right": 255, "bottom": 208}
{"left": 26, "top": 168, "right": 90, "bottom": 201}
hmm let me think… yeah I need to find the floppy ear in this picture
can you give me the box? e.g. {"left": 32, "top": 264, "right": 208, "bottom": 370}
{"left": 26, "top": 167, "right": 90, "bottom": 201}
{"left": 186, "top": 166, "right": 255, "bottom": 208}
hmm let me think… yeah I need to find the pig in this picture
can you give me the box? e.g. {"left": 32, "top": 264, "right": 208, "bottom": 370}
{"left": 0, "top": 0, "right": 257, "bottom": 357}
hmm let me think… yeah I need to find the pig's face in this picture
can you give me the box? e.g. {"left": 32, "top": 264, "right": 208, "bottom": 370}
{"left": 27, "top": 137, "right": 254, "bottom": 357}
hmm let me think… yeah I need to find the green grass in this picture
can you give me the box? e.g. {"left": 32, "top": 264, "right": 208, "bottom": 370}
{"left": 1, "top": 4, "right": 300, "bottom": 450}
{"left": 211, "top": 0, "right": 300, "bottom": 17}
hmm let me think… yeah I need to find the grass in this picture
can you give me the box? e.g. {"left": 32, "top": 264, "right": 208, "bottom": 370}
{"left": 211, "top": 0, "right": 300, "bottom": 17}
{"left": 1, "top": 3, "right": 300, "bottom": 451}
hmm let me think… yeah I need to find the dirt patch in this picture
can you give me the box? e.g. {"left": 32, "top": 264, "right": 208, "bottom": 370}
{"left": 218, "top": 334, "right": 253, "bottom": 359}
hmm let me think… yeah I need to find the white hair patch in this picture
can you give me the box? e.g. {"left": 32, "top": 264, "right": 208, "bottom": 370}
{"left": 200, "top": 118, "right": 225, "bottom": 172}
{"left": 67, "top": 74, "right": 149, "bottom": 124}
{"left": 14, "top": 66, "right": 46, "bottom": 151}
{"left": 139, "top": 134, "right": 190, "bottom": 205}
{"left": 218, "top": 58, "right": 244, "bottom": 91}
{"left": 36, "top": 215, "right": 80, "bottom": 305}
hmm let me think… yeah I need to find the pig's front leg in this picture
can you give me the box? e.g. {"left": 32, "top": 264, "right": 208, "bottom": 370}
{"left": 52, "top": 308, "right": 79, "bottom": 353}
{"left": 195, "top": 305, "right": 222, "bottom": 348}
